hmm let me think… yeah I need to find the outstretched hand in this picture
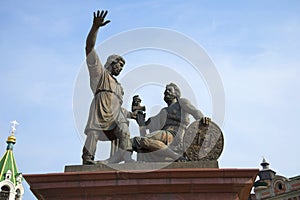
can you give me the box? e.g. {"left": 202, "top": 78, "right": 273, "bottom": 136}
{"left": 93, "top": 10, "right": 110, "bottom": 28}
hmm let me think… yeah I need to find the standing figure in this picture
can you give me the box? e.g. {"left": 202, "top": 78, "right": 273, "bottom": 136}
{"left": 132, "top": 83, "right": 210, "bottom": 161}
{"left": 82, "top": 10, "right": 134, "bottom": 165}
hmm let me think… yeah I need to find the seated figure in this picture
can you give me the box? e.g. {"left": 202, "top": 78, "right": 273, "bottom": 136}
{"left": 132, "top": 83, "right": 210, "bottom": 162}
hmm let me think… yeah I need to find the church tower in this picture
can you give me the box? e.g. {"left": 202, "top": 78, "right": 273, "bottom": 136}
{"left": 0, "top": 121, "right": 24, "bottom": 200}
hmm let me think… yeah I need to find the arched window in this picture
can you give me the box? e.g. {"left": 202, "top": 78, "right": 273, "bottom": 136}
{"left": 5, "top": 170, "right": 12, "bottom": 180}
{"left": 15, "top": 189, "right": 21, "bottom": 200}
{"left": 0, "top": 185, "right": 10, "bottom": 200}
{"left": 275, "top": 181, "right": 285, "bottom": 191}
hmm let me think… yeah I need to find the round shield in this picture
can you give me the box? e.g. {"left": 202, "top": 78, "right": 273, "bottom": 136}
{"left": 183, "top": 119, "right": 224, "bottom": 161}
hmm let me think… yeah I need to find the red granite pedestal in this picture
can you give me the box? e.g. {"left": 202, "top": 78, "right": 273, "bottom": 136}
{"left": 24, "top": 166, "right": 258, "bottom": 200}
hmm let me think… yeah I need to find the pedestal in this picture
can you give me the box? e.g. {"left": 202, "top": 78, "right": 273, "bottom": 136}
{"left": 24, "top": 162, "right": 258, "bottom": 200}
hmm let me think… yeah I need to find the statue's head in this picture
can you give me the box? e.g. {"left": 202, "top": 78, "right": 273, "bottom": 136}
{"left": 104, "top": 54, "right": 125, "bottom": 76}
{"left": 164, "top": 83, "right": 181, "bottom": 103}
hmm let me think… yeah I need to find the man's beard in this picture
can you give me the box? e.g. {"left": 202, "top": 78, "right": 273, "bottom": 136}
{"left": 164, "top": 93, "right": 176, "bottom": 104}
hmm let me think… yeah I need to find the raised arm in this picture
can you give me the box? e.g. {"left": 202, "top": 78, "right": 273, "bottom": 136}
{"left": 85, "top": 10, "right": 111, "bottom": 56}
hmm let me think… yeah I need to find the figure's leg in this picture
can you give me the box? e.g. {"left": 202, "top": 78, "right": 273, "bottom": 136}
{"left": 105, "top": 123, "right": 134, "bottom": 163}
{"left": 139, "top": 131, "right": 172, "bottom": 151}
{"left": 114, "top": 123, "right": 132, "bottom": 151}
{"left": 138, "top": 131, "right": 186, "bottom": 161}
{"left": 82, "top": 130, "right": 99, "bottom": 165}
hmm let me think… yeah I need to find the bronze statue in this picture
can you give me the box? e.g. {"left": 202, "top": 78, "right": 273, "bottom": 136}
{"left": 80, "top": 10, "right": 224, "bottom": 165}
{"left": 82, "top": 10, "right": 134, "bottom": 165}
{"left": 132, "top": 83, "right": 211, "bottom": 162}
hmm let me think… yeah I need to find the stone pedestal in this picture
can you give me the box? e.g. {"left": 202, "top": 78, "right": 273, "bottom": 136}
{"left": 65, "top": 160, "right": 219, "bottom": 172}
{"left": 24, "top": 162, "right": 258, "bottom": 200}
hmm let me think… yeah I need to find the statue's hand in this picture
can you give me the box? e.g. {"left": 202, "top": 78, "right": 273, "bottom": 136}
{"left": 131, "top": 110, "right": 139, "bottom": 120}
{"left": 93, "top": 10, "right": 111, "bottom": 28}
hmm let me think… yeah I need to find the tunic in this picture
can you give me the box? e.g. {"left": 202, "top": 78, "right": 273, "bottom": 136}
{"left": 84, "top": 49, "right": 128, "bottom": 134}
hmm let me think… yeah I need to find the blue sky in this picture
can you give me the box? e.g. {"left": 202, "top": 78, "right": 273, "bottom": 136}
{"left": 1, "top": 1, "right": 300, "bottom": 199}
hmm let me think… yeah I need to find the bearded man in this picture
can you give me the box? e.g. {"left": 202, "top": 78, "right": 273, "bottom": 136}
{"left": 132, "top": 83, "right": 210, "bottom": 161}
